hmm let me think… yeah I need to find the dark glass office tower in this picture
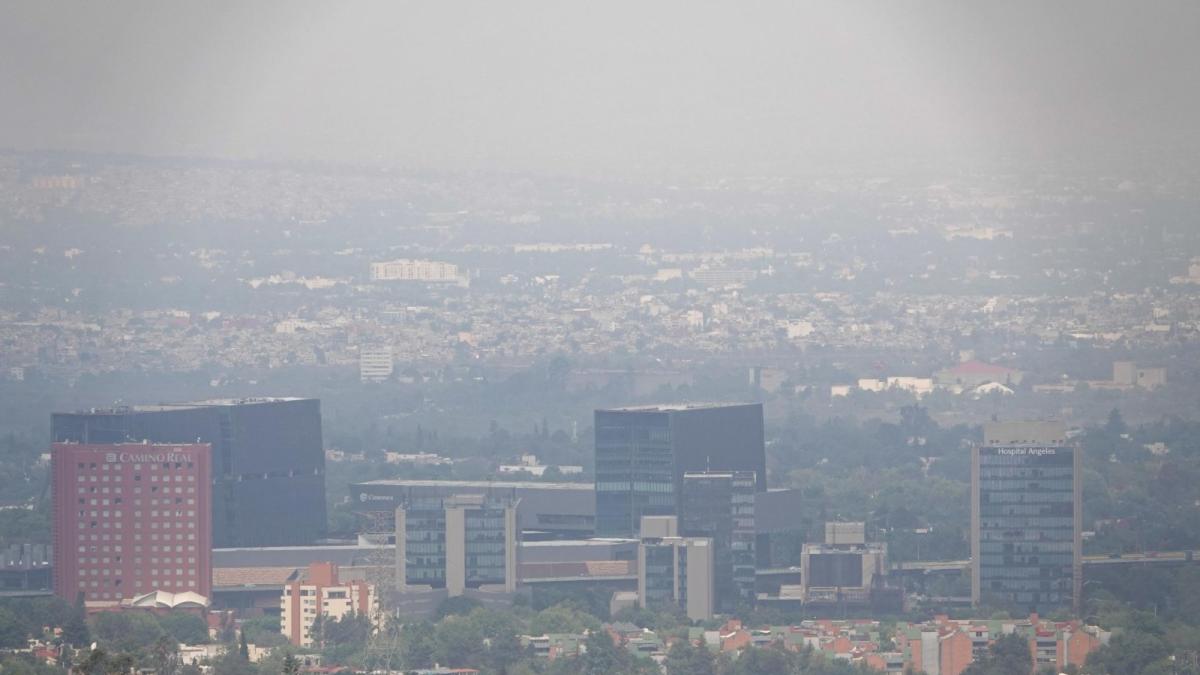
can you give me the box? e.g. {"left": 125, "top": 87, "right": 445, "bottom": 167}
{"left": 971, "top": 421, "right": 1081, "bottom": 615}
{"left": 680, "top": 470, "right": 757, "bottom": 612}
{"left": 51, "top": 398, "right": 326, "bottom": 548}
{"left": 594, "top": 403, "right": 765, "bottom": 538}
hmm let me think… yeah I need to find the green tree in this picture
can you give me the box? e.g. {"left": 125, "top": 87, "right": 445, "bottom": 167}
{"left": 665, "top": 639, "right": 716, "bottom": 675}
{"left": 88, "top": 611, "right": 166, "bottom": 655}
{"left": 963, "top": 633, "right": 1033, "bottom": 675}
{"left": 434, "top": 615, "right": 485, "bottom": 668}
{"left": 62, "top": 593, "right": 91, "bottom": 647}
{"left": 210, "top": 649, "right": 258, "bottom": 675}
{"left": 241, "top": 616, "right": 286, "bottom": 647}
{"left": 435, "top": 595, "right": 483, "bottom": 620}
{"left": 1105, "top": 409, "right": 1127, "bottom": 436}
{"left": 282, "top": 654, "right": 301, "bottom": 675}
{"left": 314, "top": 612, "right": 371, "bottom": 664}
{"left": 728, "top": 643, "right": 793, "bottom": 675}
{"left": 150, "top": 635, "right": 181, "bottom": 675}
{"left": 0, "top": 606, "right": 26, "bottom": 648}
{"left": 105, "top": 652, "right": 135, "bottom": 675}
{"left": 73, "top": 648, "right": 109, "bottom": 675}
{"left": 530, "top": 604, "right": 601, "bottom": 636}
{"left": 1084, "top": 629, "right": 1170, "bottom": 675}
{"left": 2, "top": 654, "right": 67, "bottom": 675}
{"left": 486, "top": 631, "right": 526, "bottom": 672}
{"left": 158, "top": 612, "right": 209, "bottom": 645}
{"left": 399, "top": 622, "right": 436, "bottom": 670}
{"left": 580, "top": 630, "right": 622, "bottom": 675}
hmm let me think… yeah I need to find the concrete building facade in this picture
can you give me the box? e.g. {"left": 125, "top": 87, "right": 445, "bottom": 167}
{"left": 280, "top": 562, "right": 379, "bottom": 647}
{"left": 636, "top": 516, "right": 714, "bottom": 621}
{"left": 394, "top": 495, "right": 519, "bottom": 597}
{"left": 353, "top": 480, "right": 593, "bottom": 542}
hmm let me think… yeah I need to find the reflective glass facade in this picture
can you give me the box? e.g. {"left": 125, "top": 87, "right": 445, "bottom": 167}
{"left": 642, "top": 543, "right": 677, "bottom": 607}
{"left": 595, "top": 411, "right": 675, "bottom": 537}
{"left": 595, "top": 404, "right": 765, "bottom": 538}
{"left": 402, "top": 497, "right": 447, "bottom": 586}
{"left": 464, "top": 505, "right": 509, "bottom": 586}
{"left": 972, "top": 445, "right": 1080, "bottom": 613}
{"left": 52, "top": 399, "right": 326, "bottom": 547}
{"left": 397, "top": 493, "right": 517, "bottom": 591}
{"left": 680, "top": 471, "right": 757, "bottom": 612}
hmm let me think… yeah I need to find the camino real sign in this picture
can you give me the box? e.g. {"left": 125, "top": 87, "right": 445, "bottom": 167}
{"left": 104, "top": 449, "right": 195, "bottom": 463}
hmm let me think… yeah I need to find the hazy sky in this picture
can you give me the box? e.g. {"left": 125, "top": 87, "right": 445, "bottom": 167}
{"left": 2, "top": 1, "right": 1198, "bottom": 175}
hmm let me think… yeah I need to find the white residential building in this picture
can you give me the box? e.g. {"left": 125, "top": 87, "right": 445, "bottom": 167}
{"left": 369, "top": 259, "right": 459, "bottom": 282}
{"left": 280, "top": 562, "right": 380, "bottom": 647}
{"left": 359, "top": 346, "right": 394, "bottom": 382}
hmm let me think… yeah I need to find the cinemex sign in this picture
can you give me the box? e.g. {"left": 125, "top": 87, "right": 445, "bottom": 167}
{"left": 104, "top": 450, "right": 194, "bottom": 463}
{"left": 359, "top": 492, "right": 394, "bottom": 503}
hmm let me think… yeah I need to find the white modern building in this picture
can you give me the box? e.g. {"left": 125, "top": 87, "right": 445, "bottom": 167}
{"left": 369, "top": 259, "right": 460, "bottom": 282}
{"left": 636, "top": 516, "right": 714, "bottom": 621}
{"left": 359, "top": 346, "right": 394, "bottom": 382}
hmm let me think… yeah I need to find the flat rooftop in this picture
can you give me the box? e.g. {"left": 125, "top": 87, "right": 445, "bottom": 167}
{"left": 598, "top": 402, "right": 757, "bottom": 413}
{"left": 522, "top": 538, "right": 637, "bottom": 547}
{"left": 61, "top": 397, "right": 312, "bottom": 415}
{"left": 356, "top": 479, "right": 593, "bottom": 491}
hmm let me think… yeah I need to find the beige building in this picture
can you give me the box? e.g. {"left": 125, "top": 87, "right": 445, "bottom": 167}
{"left": 636, "top": 516, "right": 715, "bottom": 621}
{"left": 1112, "top": 361, "right": 1166, "bottom": 389}
{"left": 394, "top": 494, "right": 519, "bottom": 598}
{"left": 280, "top": 562, "right": 380, "bottom": 647}
{"left": 369, "top": 259, "right": 460, "bottom": 282}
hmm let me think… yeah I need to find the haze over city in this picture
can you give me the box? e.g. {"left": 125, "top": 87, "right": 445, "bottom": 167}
{"left": 1, "top": 3, "right": 1199, "bottom": 675}
{"left": 3, "top": 1, "right": 1199, "bottom": 174}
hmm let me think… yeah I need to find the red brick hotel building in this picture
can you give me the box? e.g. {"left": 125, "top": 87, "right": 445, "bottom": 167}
{"left": 51, "top": 442, "right": 212, "bottom": 605}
